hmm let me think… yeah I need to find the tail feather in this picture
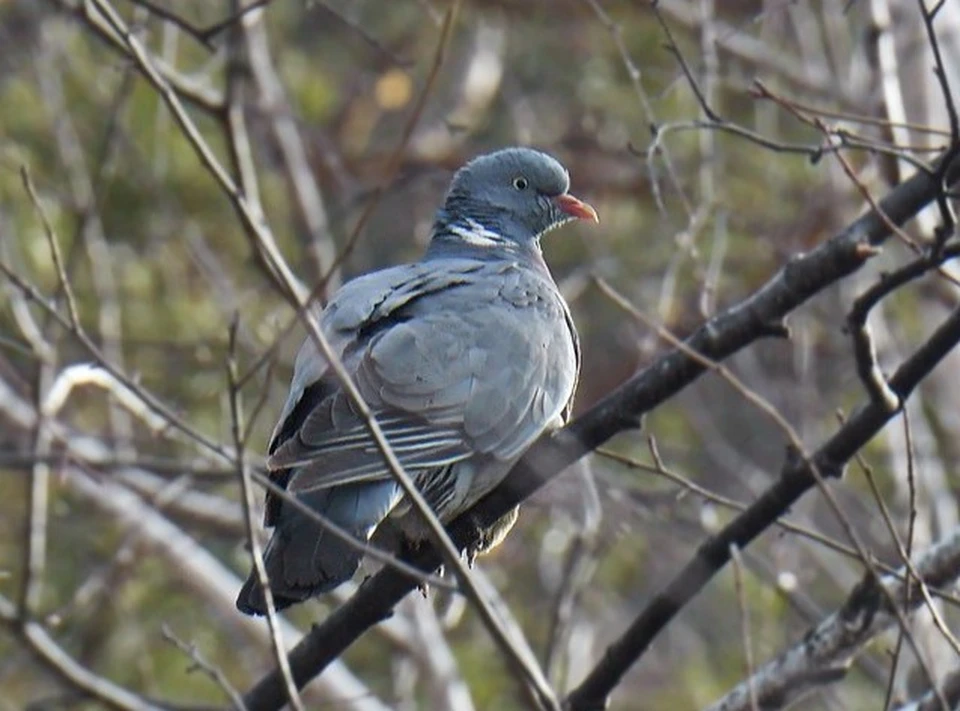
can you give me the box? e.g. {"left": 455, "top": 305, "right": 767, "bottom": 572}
{"left": 236, "top": 480, "right": 401, "bottom": 615}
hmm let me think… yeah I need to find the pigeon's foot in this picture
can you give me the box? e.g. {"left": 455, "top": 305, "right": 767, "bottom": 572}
{"left": 416, "top": 563, "right": 444, "bottom": 597}
{"left": 392, "top": 535, "right": 433, "bottom": 597}
{"left": 464, "top": 506, "right": 520, "bottom": 566}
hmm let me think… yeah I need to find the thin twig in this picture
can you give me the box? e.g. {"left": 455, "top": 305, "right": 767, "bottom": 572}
{"left": 542, "top": 460, "right": 602, "bottom": 687}
{"left": 236, "top": 6, "right": 339, "bottom": 289}
{"left": 852, "top": 442, "right": 960, "bottom": 667}
{"left": 582, "top": 0, "right": 693, "bottom": 216}
{"left": 0, "top": 261, "right": 233, "bottom": 459}
{"left": 847, "top": 242, "right": 960, "bottom": 411}
{"left": 20, "top": 166, "right": 80, "bottom": 330}
{"left": 316, "top": 0, "right": 461, "bottom": 290}
{"left": 56, "top": 0, "right": 224, "bottom": 113}
{"left": 126, "top": 0, "right": 277, "bottom": 49}
{"left": 0, "top": 595, "right": 161, "bottom": 711}
{"left": 227, "top": 320, "right": 305, "bottom": 711}
{"left": 161, "top": 624, "right": 248, "bottom": 711}
{"left": 918, "top": 0, "right": 960, "bottom": 245}
{"left": 86, "top": 0, "right": 308, "bottom": 307}
{"left": 595, "top": 445, "right": 960, "bottom": 605}
{"left": 20, "top": 366, "right": 54, "bottom": 619}
{"left": 199, "top": 0, "right": 275, "bottom": 45}
{"left": 729, "top": 545, "right": 759, "bottom": 711}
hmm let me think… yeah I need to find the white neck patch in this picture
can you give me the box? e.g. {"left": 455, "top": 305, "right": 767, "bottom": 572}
{"left": 448, "top": 218, "right": 508, "bottom": 248}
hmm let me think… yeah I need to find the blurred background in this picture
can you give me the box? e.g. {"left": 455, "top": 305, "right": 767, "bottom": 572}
{"left": 2, "top": 0, "right": 960, "bottom": 708}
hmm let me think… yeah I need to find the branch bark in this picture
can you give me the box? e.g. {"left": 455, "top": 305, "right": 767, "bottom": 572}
{"left": 707, "top": 526, "right": 960, "bottom": 711}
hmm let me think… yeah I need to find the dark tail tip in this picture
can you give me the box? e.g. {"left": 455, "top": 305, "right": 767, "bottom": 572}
{"left": 236, "top": 575, "right": 302, "bottom": 616}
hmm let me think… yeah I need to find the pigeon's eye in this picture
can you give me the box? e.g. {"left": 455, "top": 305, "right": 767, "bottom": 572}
{"left": 512, "top": 176, "right": 529, "bottom": 191}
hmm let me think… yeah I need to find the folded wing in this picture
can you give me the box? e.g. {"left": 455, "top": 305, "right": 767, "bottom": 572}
{"left": 267, "top": 260, "right": 578, "bottom": 502}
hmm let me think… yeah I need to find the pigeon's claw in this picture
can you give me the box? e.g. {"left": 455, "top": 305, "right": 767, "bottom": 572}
{"left": 465, "top": 545, "right": 479, "bottom": 569}
{"left": 418, "top": 564, "right": 444, "bottom": 598}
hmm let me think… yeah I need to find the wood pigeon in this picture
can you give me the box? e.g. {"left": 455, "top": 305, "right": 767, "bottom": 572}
{"left": 237, "top": 147, "right": 597, "bottom": 614}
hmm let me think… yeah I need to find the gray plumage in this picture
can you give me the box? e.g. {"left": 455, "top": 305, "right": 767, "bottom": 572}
{"left": 237, "top": 147, "right": 595, "bottom": 614}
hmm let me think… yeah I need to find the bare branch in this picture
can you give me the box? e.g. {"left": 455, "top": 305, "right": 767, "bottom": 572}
{"left": 566, "top": 298, "right": 960, "bottom": 709}
{"left": 236, "top": 7, "right": 340, "bottom": 288}
{"left": 227, "top": 321, "right": 305, "bottom": 711}
{"left": 590, "top": 274, "right": 950, "bottom": 706}
{"left": 583, "top": 0, "right": 693, "bottom": 216}
{"left": 0, "top": 595, "right": 162, "bottom": 711}
{"left": 84, "top": 0, "right": 308, "bottom": 305}
{"left": 845, "top": 244, "right": 960, "bottom": 410}
{"left": 0, "top": 372, "right": 387, "bottom": 709}
{"left": 598, "top": 445, "right": 960, "bottom": 605}
{"left": 729, "top": 545, "right": 759, "bottom": 711}
{"left": 161, "top": 624, "right": 249, "bottom": 711}
{"left": 706, "top": 526, "right": 960, "bottom": 711}
{"left": 20, "top": 166, "right": 80, "bottom": 331}
{"left": 55, "top": 0, "right": 224, "bottom": 113}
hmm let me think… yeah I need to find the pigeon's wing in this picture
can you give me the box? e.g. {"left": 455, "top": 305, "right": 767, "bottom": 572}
{"left": 267, "top": 260, "right": 486, "bottom": 451}
{"left": 267, "top": 262, "right": 579, "bottom": 495}
{"left": 261, "top": 262, "right": 483, "bottom": 524}
{"left": 266, "top": 260, "right": 489, "bottom": 490}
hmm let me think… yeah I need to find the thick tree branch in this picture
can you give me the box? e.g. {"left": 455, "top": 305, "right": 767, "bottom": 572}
{"left": 242, "top": 146, "right": 960, "bottom": 709}
{"left": 567, "top": 299, "right": 960, "bottom": 710}
{"left": 706, "top": 525, "right": 960, "bottom": 711}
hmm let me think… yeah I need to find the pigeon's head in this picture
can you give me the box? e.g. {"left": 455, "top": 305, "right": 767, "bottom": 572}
{"left": 433, "top": 147, "right": 598, "bottom": 254}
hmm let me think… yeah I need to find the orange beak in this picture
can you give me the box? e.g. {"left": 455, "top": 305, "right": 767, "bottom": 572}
{"left": 554, "top": 193, "right": 599, "bottom": 223}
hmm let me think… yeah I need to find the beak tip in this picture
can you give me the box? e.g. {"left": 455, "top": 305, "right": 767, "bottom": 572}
{"left": 555, "top": 193, "right": 600, "bottom": 224}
